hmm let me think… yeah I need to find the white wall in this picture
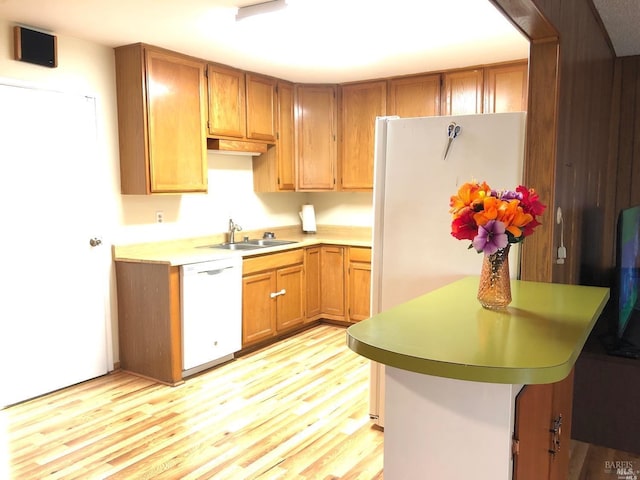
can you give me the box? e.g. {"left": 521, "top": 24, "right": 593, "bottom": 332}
{"left": 0, "top": 18, "right": 373, "bottom": 364}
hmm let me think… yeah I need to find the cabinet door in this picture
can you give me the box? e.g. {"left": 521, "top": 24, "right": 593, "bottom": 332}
{"left": 388, "top": 74, "right": 441, "bottom": 117}
{"left": 348, "top": 247, "right": 372, "bottom": 322}
{"left": 513, "top": 370, "right": 574, "bottom": 480}
{"left": 242, "top": 271, "right": 277, "bottom": 347}
{"left": 145, "top": 50, "right": 208, "bottom": 193}
{"left": 276, "top": 81, "right": 296, "bottom": 191}
{"left": 549, "top": 369, "right": 574, "bottom": 480}
{"left": 251, "top": 81, "right": 295, "bottom": 192}
{"left": 339, "top": 81, "right": 387, "bottom": 191}
{"left": 207, "top": 64, "right": 246, "bottom": 138}
{"left": 276, "top": 264, "right": 305, "bottom": 332}
{"left": 484, "top": 62, "right": 528, "bottom": 113}
{"left": 116, "top": 44, "right": 207, "bottom": 195}
{"left": 442, "top": 69, "right": 483, "bottom": 115}
{"left": 246, "top": 73, "right": 276, "bottom": 142}
{"left": 320, "top": 246, "right": 345, "bottom": 319}
{"left": 305, "top": 247, "right": 321, "bottom": 320}
{"left": 296, "top": 85, "right": 337, "bottom": 191}
{"left": 513, "top": 383, "right": 553, "bottom": 480}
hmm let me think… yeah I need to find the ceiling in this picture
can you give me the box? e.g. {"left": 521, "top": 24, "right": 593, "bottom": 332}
{"left": 0, "top": 0, "right": 635, "bottom": 83}
{"left": 591, "top": 0, "right": 640, "bottom": 58}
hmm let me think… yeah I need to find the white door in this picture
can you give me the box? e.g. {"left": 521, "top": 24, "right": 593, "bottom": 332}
{"left": 0, "top": 83, "right": 109, "bottom": 407}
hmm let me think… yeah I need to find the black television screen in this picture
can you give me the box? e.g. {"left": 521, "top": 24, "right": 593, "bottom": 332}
{"left": 613, "top": 204, "right": 640, "bottom": 356}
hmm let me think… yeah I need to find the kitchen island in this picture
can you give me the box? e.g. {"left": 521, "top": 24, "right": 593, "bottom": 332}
{"left": 347, "top": 277, "right": 609, "bottom": 479}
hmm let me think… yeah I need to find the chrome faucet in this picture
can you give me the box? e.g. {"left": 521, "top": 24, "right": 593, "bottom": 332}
{"left": 228, "top": 218, "right": 242, "bottom": 243}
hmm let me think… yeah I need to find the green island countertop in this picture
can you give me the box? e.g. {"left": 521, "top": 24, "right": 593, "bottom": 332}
{"left": 347, "top": 277, "right": 610, "bottom": 384}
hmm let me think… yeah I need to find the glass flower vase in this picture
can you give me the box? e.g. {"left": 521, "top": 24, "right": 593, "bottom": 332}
{"left": 477, "top": 245, "right": 512, "bottom": 309}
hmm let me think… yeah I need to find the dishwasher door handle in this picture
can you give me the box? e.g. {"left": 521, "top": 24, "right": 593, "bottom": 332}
{"left": 270, "top": 289, "right": 286, "bottom": 298}
{"left": 198, "top": 267, "right": 234, "bottom": 276}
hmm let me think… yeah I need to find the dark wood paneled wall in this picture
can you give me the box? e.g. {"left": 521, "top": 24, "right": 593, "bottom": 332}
{"left": 493, "top": 0, "right": 617, "bottom": 286}
{"left": 615, "top": 57, "right": 640, "bottom": 226}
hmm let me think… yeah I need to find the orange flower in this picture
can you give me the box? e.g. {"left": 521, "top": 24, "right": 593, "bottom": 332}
{"left": 499, "top": 200, "right": 533, "bottom": 239}
{"left": 473, "top": 196, "right": 502, "bottom": 226}
{"left": 449, "top": 181, "right": 491, "bottom": 214}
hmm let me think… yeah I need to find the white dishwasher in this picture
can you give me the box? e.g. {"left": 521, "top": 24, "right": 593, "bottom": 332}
{"left": 180, "top": 256, "right": 242, "bottom": 377}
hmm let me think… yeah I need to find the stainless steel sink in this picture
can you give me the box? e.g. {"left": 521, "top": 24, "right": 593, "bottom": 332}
{"left": 197, "top": 239, "right": 297, "bottom": 250}
{"left": 244, "top": 239, "right": 297, "bottom": 247}
{"left": 207, "top": 243, "right": 264, "bottom": 250}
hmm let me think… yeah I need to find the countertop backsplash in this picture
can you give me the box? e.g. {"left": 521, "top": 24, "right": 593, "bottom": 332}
{"left": 114, "top": 153, "right": 374, "bottom": 246}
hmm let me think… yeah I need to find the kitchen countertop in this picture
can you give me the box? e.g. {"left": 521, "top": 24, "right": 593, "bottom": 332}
{"left": 113, "top": 225, "right": 372, "bottom": 266}
{"left": 347, "top": 277, "right": 610, "bottom": 384}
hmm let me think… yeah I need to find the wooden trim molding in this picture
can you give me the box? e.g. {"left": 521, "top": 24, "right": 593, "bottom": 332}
{"left": 490, "top": 0, "right": 560, "bottom": 282}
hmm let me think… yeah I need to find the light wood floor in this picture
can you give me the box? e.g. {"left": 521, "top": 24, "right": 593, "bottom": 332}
{"left": 2, "top": 323, "right": 637, "bottom": 479}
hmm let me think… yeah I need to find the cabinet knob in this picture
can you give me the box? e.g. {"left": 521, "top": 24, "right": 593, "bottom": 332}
{"left": 89, "top": 237, "right": 102, "bottom": 247}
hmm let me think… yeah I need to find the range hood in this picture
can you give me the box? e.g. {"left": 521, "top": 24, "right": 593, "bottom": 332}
{"left": 207, "top": 138, "right": 269, "bottom": 156}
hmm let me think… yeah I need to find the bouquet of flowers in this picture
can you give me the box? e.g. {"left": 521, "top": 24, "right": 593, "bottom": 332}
{"left": 449, "top": 181, "right": 546, "bottom": 255}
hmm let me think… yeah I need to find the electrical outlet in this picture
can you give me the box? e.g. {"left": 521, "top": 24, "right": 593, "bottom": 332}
{"left": 156, "top": 210, "right": 164, "bottom": 223}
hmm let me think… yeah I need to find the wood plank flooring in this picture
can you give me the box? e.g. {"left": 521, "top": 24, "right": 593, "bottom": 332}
{"left": 1, "top": 323, "right": 637, "bottom": 479}
{"left": 2, "top": 325, "right": 383, "bottom": 479}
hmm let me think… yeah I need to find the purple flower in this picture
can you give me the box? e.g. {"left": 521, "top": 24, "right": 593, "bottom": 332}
{"left": 499, "top": 190, "right": 523, "bottom": 201}
{"left": 472, "top": 220, "right": 509, "bottom": 255}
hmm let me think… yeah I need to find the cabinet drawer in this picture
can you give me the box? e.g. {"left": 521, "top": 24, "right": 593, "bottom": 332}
{"left": 243, "top": 248, "right": 304, "bottom": 275}
{"left": 349, "top": 247, "right": 371, "bottom": 263}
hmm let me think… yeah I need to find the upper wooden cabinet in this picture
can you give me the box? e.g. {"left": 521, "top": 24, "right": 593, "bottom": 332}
{"left": 246, "top": 73, "right": 277, "bottom": 142}
{"left": 252, "top": 81, "right": 296, "bottom": 192}
{"left": 206, "top": 65, "right": 276, "bottom": 143}
{"left": 484, "top": 62, "right": 528, "bottom": 113}
{"left": 442, "top": 69, "right": 484, "bottom": 115}
{"left": 388, "top": 74, "right": 441, "bottom": 117}
{"left": 206, "top": 64, "right": 246, "bottom": 138}
{"left": 296, "top": 85, "right": 338, "bottom": 191}
{"left": 339, "top": 81, "right": 387, "bottom": 191}
{"left": 115, "top": 43, "right": 207, "bottom": 194}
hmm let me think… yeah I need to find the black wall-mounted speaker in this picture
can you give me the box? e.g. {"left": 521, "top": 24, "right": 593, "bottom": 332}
{"left": 14, "top": 26, "right": 57, "bottom": 68}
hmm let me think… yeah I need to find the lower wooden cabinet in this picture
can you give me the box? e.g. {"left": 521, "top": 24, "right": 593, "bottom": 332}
{"left": 242, "top": 249, "right": 305, "bottom": 348}
{"left": 347, "top": 247, "right": 372, "bottom": 322}
{"left": 305, "top": 247, "right": 322, "bottom": 321}
{"left": 310, "top": 245, "right": 372, "bottom": 323}
{"left": 512, "top": 369, "right": 574, "bottom": 480}
{"left": 320, "top": 246, "right": 346, "bottom": 320}
{"left": 115, "top": 261, "right": 183, "bottom": 385}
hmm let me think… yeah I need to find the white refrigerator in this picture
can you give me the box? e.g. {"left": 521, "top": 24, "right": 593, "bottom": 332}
{"left": 369, "top": 112, "right": 527, "bottom": 427}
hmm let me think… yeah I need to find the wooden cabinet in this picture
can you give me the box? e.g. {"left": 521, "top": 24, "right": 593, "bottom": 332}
{"left": 114, "top": 43, "right": 207, "bottom": 195}
{"left": 441, "top": 68, "right": 484, "bottom": 115}
{"left": 388, "top": 74, "right": 441, "bottom": 117}
{"left": 115, "top": 261, "right": 183, "bottom": 385}
{"left": 513, "top": 369, "right": 574, "bottom": 480}
{"left": 252, "top": 80, "right": 296, "bottom": 192}
{"left": 305, "top": 246, "right": 322, "bottom": 321}
{"left": 320, "top": 245, "right": 346, "bottom": 320}
{"left": 206, "top": 63, "right": 246, "bottom": 138}
{"left": 242, "top": 249, "right": 305, "bottom": 348}
{"left": 347, "top": 247, "right": 371, "bottom": 322}
{"left": 339, "top": 81, "right": 387, "bottom": 191}
{"left": 296, "top": 85, "right": 338, "bottom": 191}
{"left": 206, "top": 65, "right": 276, "bottom": 142}
{"left": 484, "top": 61, "right": 528, "bottom": 113}
{"left": 246, "top": 73, "right": 277, "bottom": 142}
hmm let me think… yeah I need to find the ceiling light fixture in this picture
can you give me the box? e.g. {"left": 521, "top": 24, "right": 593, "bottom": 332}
{"left": 236, "top": 0, "right": 287, "bottom": 21}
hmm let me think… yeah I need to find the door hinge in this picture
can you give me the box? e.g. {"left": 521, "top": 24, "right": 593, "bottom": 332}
{"left": 512, "top": 438, "right": 520, "bottom": 456}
